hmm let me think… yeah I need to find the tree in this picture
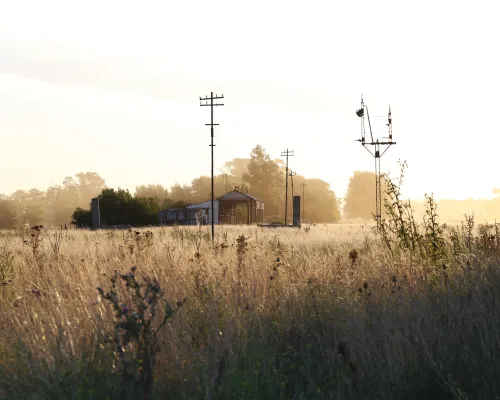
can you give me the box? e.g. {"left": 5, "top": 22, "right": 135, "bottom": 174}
{"left": 343, "top": 171, "right": 387, "bottom": 221}
{"left": 243, "top": 145, "right": 285, "bottom": 221}
{"left": 190, "top": 175, "right": 234, "bottom": 204}
{"left": 300, "top": 178, "right": 341, "bottom": 223}
{"left": 74, "top": 172, "right": 107, "bottom": 204}
{"left": 190, "top": 177, "right": 212, "bottom": 204}
{"left": 171, "top": 200, "right": 192, "bottom": 209}
{"left": 12, "top": 189, "right": 46, "bottom": 226}
{"left": 9, "top": 190, "right": 28, "bottom": 223}
{"left": 71, "top": 207, "right": 92, "bottom": 227}
{"left": 221, "top": 158, "right": 250, "bottom": 181}
{"left": 0, "top": 199, "right": 17, "bottom": 229}
{"left": 63, "top": 172, "right": 106, "bottom": 207}
{"left": 135, "top": 184, "right": 170, "bottom": 207}
{"left": 97, "top": 188, "right": 133, "bottom": 226}
{"left": 94, "top": 188, "right": 159, "bottom": 226}
{"left": 46, "top": 185, "right": 80, "bottom": 226}
{"left": 169, "top": 184, "right": 193, "bottom": 203}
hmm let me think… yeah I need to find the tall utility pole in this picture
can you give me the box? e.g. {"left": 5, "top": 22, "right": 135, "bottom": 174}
{"left": 289, "top": 170, "right": 297, "bottom": 197}
{"left": 281, "top": 149, "right": 294, "bottom": 225}
{"left": 355, "top": 95, "right": 395, "bottom": 230}
{"left": 300, "top": 182, "right": 307, "bottom": 222}
{"left": 200, "top": 92, "right": 224, "bottom": 242}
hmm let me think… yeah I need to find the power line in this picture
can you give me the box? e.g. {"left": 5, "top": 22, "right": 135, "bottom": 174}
{"left": 281, "top": 149, "right": 294, "bottom": 225}
{"left": 200, "top": 92, "right": 224, "bottom": 242}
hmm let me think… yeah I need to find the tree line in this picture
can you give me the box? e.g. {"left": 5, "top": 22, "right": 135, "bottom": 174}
{"left": 73, "top": 145, "right": 342, "bottom": 227}
{"left": 0, "top": 145, "right": 343, "bottom": 228}
{"left": 0, "top": 172, "right": 106, "bottom": 229}
{"left": 342, "top": 171, "right": 500, "bottom": 223}
{"left": 3, "top": 144, "right": 495, "bottom": 228}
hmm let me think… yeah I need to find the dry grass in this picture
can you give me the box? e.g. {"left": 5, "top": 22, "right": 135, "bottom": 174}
{"left": 0, "top": 223, "right": 499, "bottom": 399}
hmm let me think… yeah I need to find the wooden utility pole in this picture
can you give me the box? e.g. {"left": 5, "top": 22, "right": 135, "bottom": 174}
{"left": 289, "top": 169, "right": 297, "bottom": 197}
{"left": 200, "top": 92, "right": 224, "bottom": 242}
{"left": 281, "top": 149, "right": 294, "bottom": 225}
{"left": 300, "top": 182, "right": 307, "bottom": 223}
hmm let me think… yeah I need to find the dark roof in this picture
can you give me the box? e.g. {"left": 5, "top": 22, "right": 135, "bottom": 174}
{"left": 217, "top": 190, "right": 263, "bottom": 203}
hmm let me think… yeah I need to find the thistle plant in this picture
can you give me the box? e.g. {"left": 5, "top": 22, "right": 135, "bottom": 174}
{"left": 97, "top": 266, "right": 185, "bottom": 399}
{"left": 125, "top": 230, "right": 154, "bottom": 255}
{"left": 22, "top": 225, "right": 44, "bottom": 265}
{"left": 236, "top": 234, "right": 248, "bottom": 269}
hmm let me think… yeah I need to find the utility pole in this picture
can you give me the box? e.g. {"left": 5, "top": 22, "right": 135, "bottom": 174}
{"left": 200, "top": 92, "right": 224, "bottom": 242}
{"left": 300, "top": 182, "right": 307, "bottom": 223}
{"left": 281, "top": 149, "right": 294, "bottom": 225}
{"left": 289, "top": 170, "right": 297, "bottom": 225}
{"left": 355, "top": 96, "right": 395, "bottom": 230}
{"left": 289, "top": 170, "right": 297, "bottom": 197}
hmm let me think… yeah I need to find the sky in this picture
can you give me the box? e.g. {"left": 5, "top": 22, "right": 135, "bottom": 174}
{"left": 0, "top": 0, "right": 499, "bottom": 201}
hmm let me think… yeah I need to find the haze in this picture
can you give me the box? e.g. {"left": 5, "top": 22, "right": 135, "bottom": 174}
{"left": 0, "top": 0, "right": 498, "bottom": 201}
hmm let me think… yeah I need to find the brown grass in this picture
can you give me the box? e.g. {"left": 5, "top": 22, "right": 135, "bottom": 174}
{"left": 0, "top": 223, "right": 499, "bottom": 399}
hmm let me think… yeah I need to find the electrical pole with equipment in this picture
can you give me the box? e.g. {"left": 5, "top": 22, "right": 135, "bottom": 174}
{"left": 355, "top": 95, "right": 396, "bottom": 230}
{"left": 200, "top": 92, "right": 224, "bottom": 242}
{"left": 281, "top": 149, "right": 294, "bottom": 226}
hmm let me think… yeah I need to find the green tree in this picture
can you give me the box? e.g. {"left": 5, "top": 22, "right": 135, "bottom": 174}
{"left": 71, "top": 207, "right": 92, "bottom": 227}
{"left": 96, "top": 188, "right": 158, "bottom": 226}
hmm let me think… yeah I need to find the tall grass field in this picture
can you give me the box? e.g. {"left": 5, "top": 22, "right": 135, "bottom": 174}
{"left": 1, "top": 201, "right": 500, "bottom": 400}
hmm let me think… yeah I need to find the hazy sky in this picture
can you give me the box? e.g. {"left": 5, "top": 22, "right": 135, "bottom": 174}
{"left": 0, "top": 0, "right": 498, "bottom": 201}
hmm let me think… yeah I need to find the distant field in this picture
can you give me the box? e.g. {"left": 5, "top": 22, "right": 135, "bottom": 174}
{"left": 1, "top": 223, "right": 499, "bottom": 399}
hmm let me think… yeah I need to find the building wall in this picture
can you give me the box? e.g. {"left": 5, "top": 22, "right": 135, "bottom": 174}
{"left": 157, "top": 200, "right": 220, "bottom": 226}
{"left": 208, "top": 201, "right": 219, "bottom": 224}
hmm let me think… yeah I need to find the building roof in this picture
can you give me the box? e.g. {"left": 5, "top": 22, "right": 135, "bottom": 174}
{"left": 217, "top": 190, "right": 263, "bottom": 203}
{"left": 186, "top": 200, "right": 217, "bottom": 209}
